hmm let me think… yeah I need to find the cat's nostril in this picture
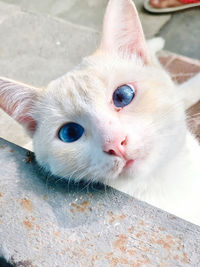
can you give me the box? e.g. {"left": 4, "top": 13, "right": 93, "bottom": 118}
{"left": 104, "top": 149, "right": 117, "bottom": 156}
{"left": 108, "top": 149, "right": 116, "bottom": 155}
{"left": 121, "top": 136, "right": 128, "bottom": 146}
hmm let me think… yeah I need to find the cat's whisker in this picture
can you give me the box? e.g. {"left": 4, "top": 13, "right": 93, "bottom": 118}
{"left": 36, "top": 165, "right": 54, "bottom": 196}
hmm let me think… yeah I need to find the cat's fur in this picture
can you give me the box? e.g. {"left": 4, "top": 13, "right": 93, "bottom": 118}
{"left": 0, "top": 0, "right": 200, "bottom": 225}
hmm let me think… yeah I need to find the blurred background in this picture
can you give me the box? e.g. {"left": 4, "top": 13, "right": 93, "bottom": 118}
{"left": 0, "top": 0, "right": 199, "bottom": 147}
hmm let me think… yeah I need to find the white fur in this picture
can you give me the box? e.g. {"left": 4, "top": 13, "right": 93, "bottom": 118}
{"left": 109, "top": 132, "right": 200, "bottom": 225}
{"left": 0, "top": 0, "right": 200, "bottom": 226}
{"left": 147, "top": 37, "right": 165, "bottom": 54}
{"left": 33, "top": 53, "right": 200, "bottom": 225}
{"left": 178, "top": 73, "right": 200, "bottom": 109}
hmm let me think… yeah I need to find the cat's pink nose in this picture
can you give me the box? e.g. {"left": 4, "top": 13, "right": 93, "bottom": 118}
{"left": 103, "top": 136, "right": 127, "bottom": 159}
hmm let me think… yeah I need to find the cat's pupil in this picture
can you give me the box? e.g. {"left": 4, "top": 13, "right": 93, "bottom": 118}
{"left": 68, "top": 127, "right": 77, "bottom": 138}
{"left": 116, "top": 92, "right": 124, "bottom": 103}
{"left": 58, "top": 122, "right": 84, "bottom": 143}
{"left": 113, "top": 84, "right": 135, "bottom": 108}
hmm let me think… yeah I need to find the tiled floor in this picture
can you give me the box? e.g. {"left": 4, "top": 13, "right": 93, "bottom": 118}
{"left": 159, "top": 52, "right": 200, "bottom": 140}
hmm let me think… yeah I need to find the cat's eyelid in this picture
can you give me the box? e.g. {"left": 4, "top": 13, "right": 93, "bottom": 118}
{"left": 126, "top": 82, "right": 137, "bottom": 93}
{"left": 56, "top": 121, "right": 77, "bottom": 137}
{"left": 116, "top": 82, "right": 137, "bottom": 93}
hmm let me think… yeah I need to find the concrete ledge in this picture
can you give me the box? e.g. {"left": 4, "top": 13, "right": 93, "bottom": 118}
{"left": 0, "top": 138, "right": 200, "bottom": 266}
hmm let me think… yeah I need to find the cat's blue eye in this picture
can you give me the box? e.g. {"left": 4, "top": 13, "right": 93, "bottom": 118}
{"left": 113, "top": 84, "right": 135, "bottom": 108}
{"left": 58, "top": 123, "right": 84, "bottom": 143}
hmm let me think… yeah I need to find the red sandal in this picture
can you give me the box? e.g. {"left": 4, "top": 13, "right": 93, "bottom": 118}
{"left": 144, "top": 0, "right": 200, "bottom": 13}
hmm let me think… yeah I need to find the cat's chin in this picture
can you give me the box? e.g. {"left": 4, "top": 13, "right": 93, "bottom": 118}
{"left": 105, "top": 158, "right": 136, "bottom": 182}
{"left": 114, "top": 155, "right": 153, "bottom": 182}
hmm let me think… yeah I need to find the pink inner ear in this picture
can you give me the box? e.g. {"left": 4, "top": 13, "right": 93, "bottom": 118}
{"left": 0, "top": 78, "right": 39, "bottom": 135}
{"left": 0, "top": 96, "right": 37, "bottom": 134}
{"left": 100, "top": 0, "right": 151, "bottom": 64}
{"left": 123, "top": 39, "right": 149, "bottom": 64}
{"left": 20, "top": 116, "right": 37, "bottom": 133}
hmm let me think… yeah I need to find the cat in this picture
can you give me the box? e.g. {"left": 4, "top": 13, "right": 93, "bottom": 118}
{"left": 0, "top": 0, "right": 200, "bottom": 225}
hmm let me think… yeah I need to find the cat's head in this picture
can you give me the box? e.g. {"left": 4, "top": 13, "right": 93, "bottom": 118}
{"left": 0, "top": 0, "right": 186, "bottom": 184}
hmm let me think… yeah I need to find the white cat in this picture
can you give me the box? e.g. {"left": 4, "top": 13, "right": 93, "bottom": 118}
{"left": 0, "top": 0, "right": 200, "bottom": 225}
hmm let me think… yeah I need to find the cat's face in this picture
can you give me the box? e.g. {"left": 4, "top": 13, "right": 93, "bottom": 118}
{"left": 32, "top": 52, "right": 186, "bottom": 183}
{"left": 0, "top": 0, "right": 187, "bottom": 184}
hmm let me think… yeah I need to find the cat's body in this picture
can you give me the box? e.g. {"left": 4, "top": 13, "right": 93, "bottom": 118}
{"left": 0, "top": 0, "right": 200, "bottom": 225}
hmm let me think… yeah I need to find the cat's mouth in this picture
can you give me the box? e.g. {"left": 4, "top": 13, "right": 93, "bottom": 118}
{"left": 114, "top": 158, "right": 134, "bottom": 178}
{"left": 110, "top": 158, "right": 134, "bottom": 175}
{"left": 124, "top": 159, "right": 134, "bottom": 169}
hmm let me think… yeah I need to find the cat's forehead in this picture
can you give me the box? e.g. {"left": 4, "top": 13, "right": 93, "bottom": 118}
{"left": 50, "top": 70, "right": 106, "bottom": 105}
{"left": 44, "top": 54, "right": 121, "bottom": 109}
{"left": 44, "top": 67, "right": 109, "bottom": 121}
{"left": 43, "top": 52, "right": 169, "bottom": 118}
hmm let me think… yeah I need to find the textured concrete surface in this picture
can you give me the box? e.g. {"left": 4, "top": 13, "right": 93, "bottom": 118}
{"left": 159, "top": 8, "right": 200, "bottom": 60}
{"left": 0, "top": 138, "right": 200, "bottom": 266}
{"left": 0, "top": 2, "right": 99, "bottom": 87}
{"left": 0, "top": 0, "right": 171, "bottom": 37}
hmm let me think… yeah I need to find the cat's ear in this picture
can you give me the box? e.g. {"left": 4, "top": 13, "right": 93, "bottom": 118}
{"left": 0, "top": 77, "right": 40, "bottom": 136}
{"left": 100, "top": 0, "right": 151, "bottom": 63}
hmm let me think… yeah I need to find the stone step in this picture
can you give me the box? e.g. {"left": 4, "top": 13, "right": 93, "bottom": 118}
{"left": 159, "top": 8, "right": 200, "bottom": 60}
{"left": 0, "top": 137, "right": 200, "bottom": 266}
{"left": 0, "top": 1, "right": 99, "bottom": 86}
